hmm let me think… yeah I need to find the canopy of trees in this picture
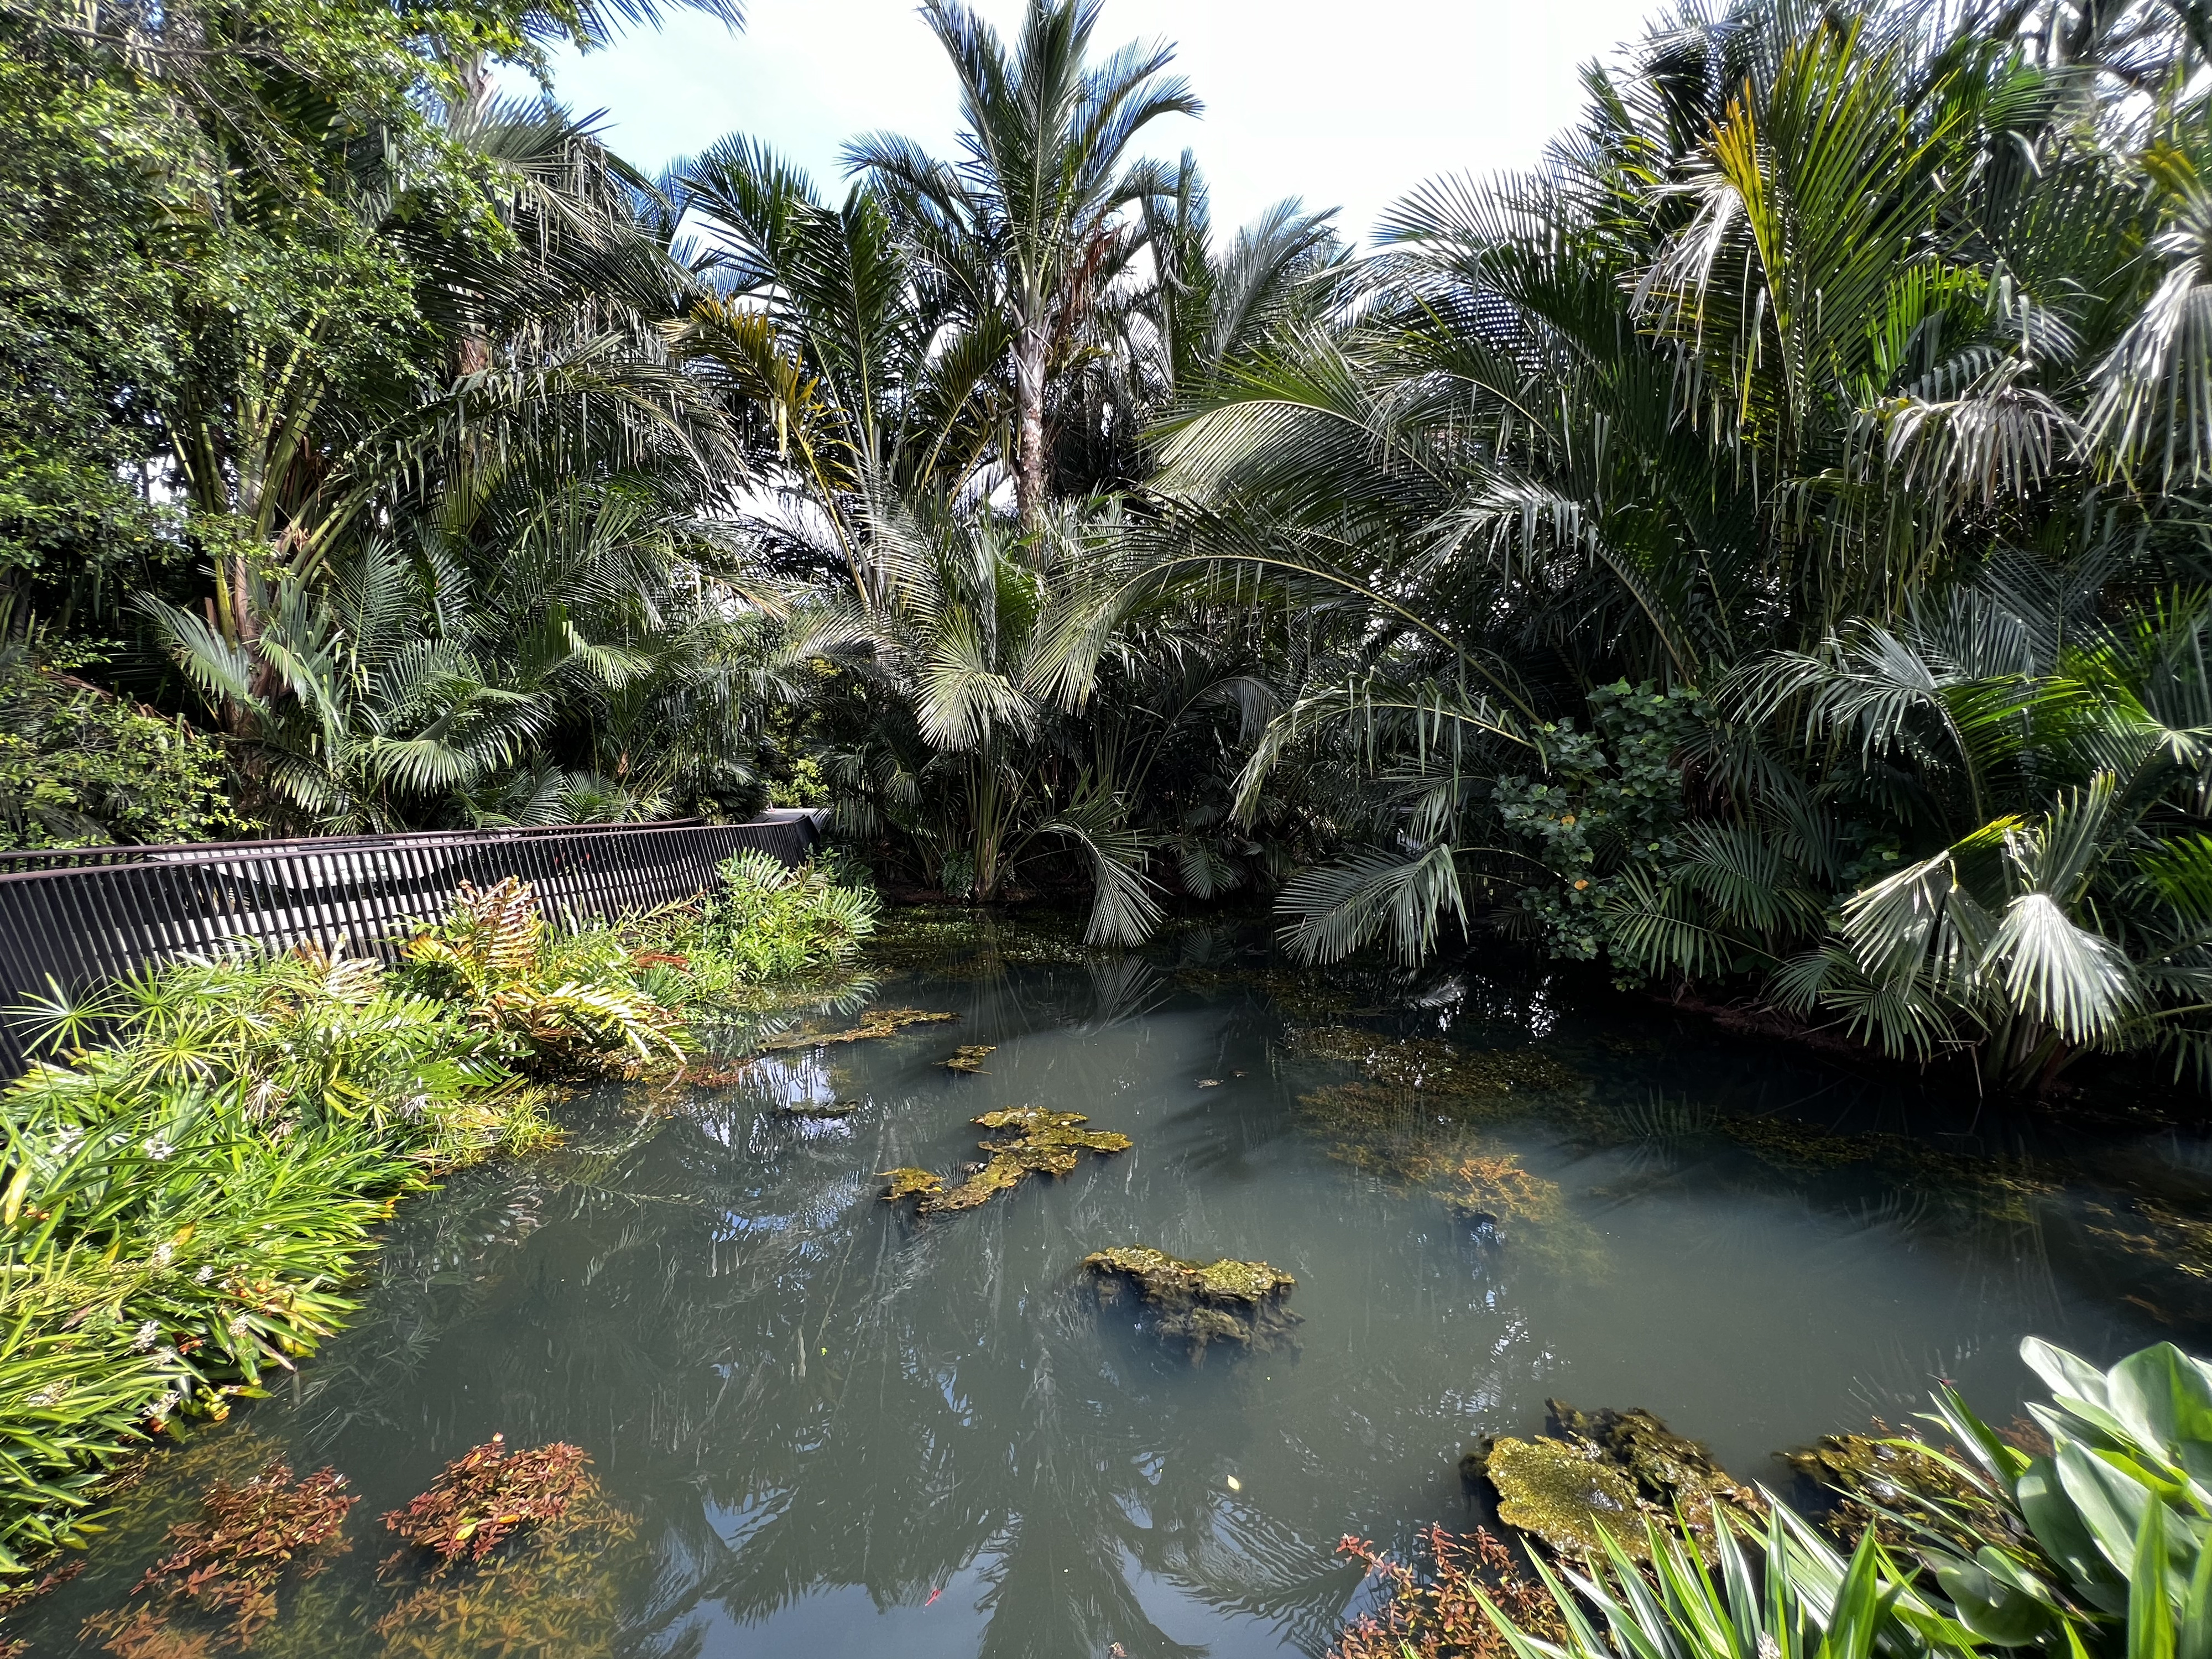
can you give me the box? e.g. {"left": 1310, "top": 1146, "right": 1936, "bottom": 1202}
{"left": 13, "top": 0, "right": 2212, "bottom": 1093}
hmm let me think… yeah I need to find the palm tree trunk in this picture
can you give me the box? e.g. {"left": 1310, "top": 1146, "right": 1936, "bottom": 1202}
{"left": 1014, "top": 322, "right": 1048, "bottom": 524}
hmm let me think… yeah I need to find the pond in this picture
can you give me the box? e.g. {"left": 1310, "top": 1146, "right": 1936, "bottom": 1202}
{"left": 20, "top": 917, "right": 2212, "bottom": 1657}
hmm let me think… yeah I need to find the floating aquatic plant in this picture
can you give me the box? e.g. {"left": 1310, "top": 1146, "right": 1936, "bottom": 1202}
{"left": 79, "top": 1462, "right": 357, "bottom": 1655}
{"left": 754, "top": 1006, "right": 958, "bottom": 1054}
{"left": 879, "top": 1167, "right": 945, "bottom": 1201}
{"left": 1081, "top": 1246, "right": 1300, "bottom": 1359}
{"left": 881, "top": 1108, "right": 1130, "bottom": 1217}
{"left": 942, "top": 1045, "right": 997, "bottom": 1072}
{"left": 380, "top": 1436, "right": 591, "bottom": 1571}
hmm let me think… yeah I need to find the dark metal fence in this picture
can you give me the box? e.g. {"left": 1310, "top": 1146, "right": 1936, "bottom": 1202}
{"left": 0, "top": 812, "right": 824, "bottom": 1076}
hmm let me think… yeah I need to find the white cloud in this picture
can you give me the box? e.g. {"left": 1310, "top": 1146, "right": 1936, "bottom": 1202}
{"left": 533, "top": 0, "right": 1667, "bottom": 245}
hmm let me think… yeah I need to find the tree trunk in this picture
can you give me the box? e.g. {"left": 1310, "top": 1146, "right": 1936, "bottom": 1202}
{"left": 1014, "top": 322, "right": 1048, "bottom": 524}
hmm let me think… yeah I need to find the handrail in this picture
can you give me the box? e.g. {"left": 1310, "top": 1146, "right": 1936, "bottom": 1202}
{"left": 0, "top": 815, "right": 823, "bottom": 1077}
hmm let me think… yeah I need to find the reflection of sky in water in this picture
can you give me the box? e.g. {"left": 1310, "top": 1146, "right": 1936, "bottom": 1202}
{"left": 19, "top": 932, "right": 2212, "bottom": 1658}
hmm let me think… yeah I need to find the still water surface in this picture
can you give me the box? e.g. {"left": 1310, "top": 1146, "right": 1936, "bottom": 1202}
{"left": 23, "top": 923, "right": 2212, "bottom": 1656}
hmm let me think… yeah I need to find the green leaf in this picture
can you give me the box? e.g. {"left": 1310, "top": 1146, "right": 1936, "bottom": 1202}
{"left": 1933, "top": 1549, "right": 2056, "bottom": 1645}
{"left": 2130, "top": 1500, "right": 2175, "bottom": 1659}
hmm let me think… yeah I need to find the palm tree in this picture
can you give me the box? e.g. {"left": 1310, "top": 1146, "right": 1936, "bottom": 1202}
{"left": 844, "top": 0, "right": 1198, "bottom": 521}
{"left": 1113, "top": 0, "right": 2212, "bottom": 1092}
{"left": 665, "top": 137, "right": 1012, "bottom": 594}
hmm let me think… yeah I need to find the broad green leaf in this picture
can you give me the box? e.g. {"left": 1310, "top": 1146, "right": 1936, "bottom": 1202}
{"left": 2130, "top": 1501, "right": 2175, "bottom": 1659}
{"left": 2107, "top": 1343, "right": 2212, "bottom": 1490}
{"left": 1933, "top": 1549, "right": 2055, "bottom": 1644}
{"left": 2178, "top": 1527, "right": 2212, "bottom": 1659}
{"left": 2020, "top": 1454, "right": 2130, "bottom": 1615}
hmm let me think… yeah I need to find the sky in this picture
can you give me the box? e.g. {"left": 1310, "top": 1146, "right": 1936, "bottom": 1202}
{"left": 534, "top": 0, "right": 1671, "bottom": 247}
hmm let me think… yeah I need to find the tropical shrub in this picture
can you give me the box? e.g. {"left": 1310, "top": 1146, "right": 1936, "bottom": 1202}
{"left": 0, "top": 947, "right": 521, "bottom": 1567}
{"left": 0, "top": 854, "right": 874, "bottom": 1571}
{"left": 1350, "top": 1338, "right": 2211, "bottom": 1659}
{"left": 0, "top": 645, "right": 239, "bottom": 850}
{"left": 626, "top": 849, "right": 879, "bottom": 1003}
{"left": 1882, "top": 1338, "right": 2212, "bottom": 1655}
{"left": 397, "top": 879, "right": 687, "bottom": 1071}
{"left": 1135, "top": 0, "right": 2212, "bottom": 1094}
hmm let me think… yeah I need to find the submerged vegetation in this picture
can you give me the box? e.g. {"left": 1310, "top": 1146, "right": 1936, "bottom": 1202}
{"left": 61, "top": 1435, "right": 632, "bottom": 1657}
{"left": 380, "top": 1436, "right": 592, "bottom": 1571}
{"left": 80, "top": 1460, "right": 358, "bottom": 1656}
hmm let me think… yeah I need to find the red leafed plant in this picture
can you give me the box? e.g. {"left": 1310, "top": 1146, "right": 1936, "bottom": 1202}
{"left": 1332, "top": 1525, "right": 1564, "bottom": 1659}
{"left": 381, "top": 1435, "right": 591, "bottom": 1570}
{"left": 80, "top": 1463, "right": 357, "bottom": 1656}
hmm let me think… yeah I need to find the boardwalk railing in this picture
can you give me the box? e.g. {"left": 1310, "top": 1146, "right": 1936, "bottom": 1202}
{"left": 0, "top": 813, "right": 824, "bottom": 1076}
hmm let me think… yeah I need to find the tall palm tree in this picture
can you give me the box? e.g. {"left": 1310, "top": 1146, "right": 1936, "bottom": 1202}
{"left": 844, "top": 0, "right": 1198, "bottom": 521}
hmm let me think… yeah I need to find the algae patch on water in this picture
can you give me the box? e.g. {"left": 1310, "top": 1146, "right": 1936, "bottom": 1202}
{"left": 1284, "top": 1026, "right": 1583, "bottom": 1104}
{"left": 1081, "top": 1246, "right": 1300, "bottom": 1359}
{"left": 942, "top": 1045, "right": 997, "bottom": 1073}
{"left": 1481, "top": 1437, "right": 1645, "bottom": 1558}
{"left": 881, "top": 1107, "right": 1131, "bottom": 1217}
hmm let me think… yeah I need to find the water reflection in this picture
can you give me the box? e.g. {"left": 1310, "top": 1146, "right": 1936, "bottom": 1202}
{"left": 20, "top": 930, "right": 2212, "bottom": 1658}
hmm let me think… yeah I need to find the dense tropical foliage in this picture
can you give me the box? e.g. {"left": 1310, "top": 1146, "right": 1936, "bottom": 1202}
{"left": 22, "top": 0, "right": 2212, "bottom": 1088}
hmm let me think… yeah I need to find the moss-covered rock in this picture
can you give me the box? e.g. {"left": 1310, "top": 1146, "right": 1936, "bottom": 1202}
{"left": 1080, "top": 1246, "right": 1300, "bottom": 1359}
{"left": 1472, "top": 1403, "right": 1761, "bottom": 1562}
{"left": 1783, "top": 1426, "right": 2015, "bottom": 1554}
{"left": 1485, "top": 1436, "right": 1650, "bottom": 1559}
{"left": 1547, "top": 1401, "right": 1763, "bottom": 1544}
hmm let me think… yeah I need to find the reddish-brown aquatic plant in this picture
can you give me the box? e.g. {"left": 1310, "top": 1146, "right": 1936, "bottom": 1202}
{"left": 1332, "top": 1526, "right": 1563, "bottom": 1659}
{"left": 381, "top": 1435, "right": 591, "bottom": 1570}
{"left": 373, "top": 1462, "right": 640, "bottom": 1656}
{"left": 80, "top": 1463, "right": 357, "bottom": 1656}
